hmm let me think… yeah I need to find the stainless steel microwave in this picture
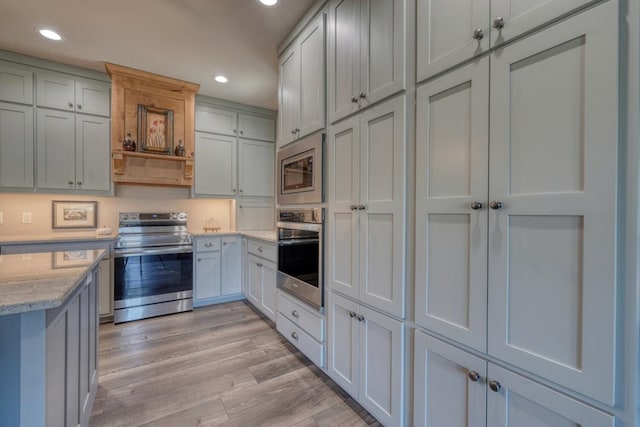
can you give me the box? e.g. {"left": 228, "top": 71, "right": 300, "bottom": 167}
{"left": 277, "top": 131, "right": 323, "bottom": 205}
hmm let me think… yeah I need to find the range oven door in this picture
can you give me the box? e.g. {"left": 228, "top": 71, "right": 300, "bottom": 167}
{"left": 277, "top": 225, "right": 323, "bottom": 308}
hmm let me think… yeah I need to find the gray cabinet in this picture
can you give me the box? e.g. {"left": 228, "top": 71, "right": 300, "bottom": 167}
{"left": 194, "top": 235, "right": 242, "bottom": 306}
{"left": 195, "top": 105, "right": 274, "bottom": 142}
{"left": 36, "top": 109, "right": 110, "bottom": 192}
{"left": 0, "top": 102, "right": 34, "bottom": 188}
{"left": 0, "top": 60, "right": 34, "bottom": 105}
{"left": 245, "top": 238, "right": 277, "bottom": 321}
{"left": 36, "top": 70, "right": 110, "bottom": 117}
{"left": 238, "top": 138, "right": 274, "bottom": 197}
{"left": 193, "top": 132, "right": 237, "bottom": 197}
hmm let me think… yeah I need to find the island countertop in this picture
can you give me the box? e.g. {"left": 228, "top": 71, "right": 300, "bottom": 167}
{"left": 0, "top": 249, "right": 106, "bottom": 315}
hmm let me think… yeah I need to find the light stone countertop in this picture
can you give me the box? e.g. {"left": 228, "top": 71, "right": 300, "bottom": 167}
{"left": 0, "top": 232, "right": 116, "bottom": 246}
{"left": 0, "top": 249, "right": 106, "bottom": 315}
{"left": 191, "top": 230, "right": 277, "bottom": 243}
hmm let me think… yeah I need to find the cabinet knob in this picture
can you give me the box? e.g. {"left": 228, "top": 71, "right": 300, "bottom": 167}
{"left": 197, "top": 258, "right": 202, "bottom": 262}
{"left": 351, "top": 96, "right": 358, "bottom": 103}
{"left": 68, "top": 180, "right": 74, "bottom": 185}
{"left": 295, "top": 128, "right": 300, "bottom": 133}
{"left": 258, "top": 246, "right": 263, "bottom": 252}
{"left": 489, "top": 201, "right": 503, "bottom": 210}
{"left": 291, "top": 129, "right": 297, "bottom": 134}
{"left": 291, "top": 331, "right": 298, "bottom": 340}
{"left": 349, "top": 311, "right": 357, "bottom": 318}
{"left": 77, "top": 181, "right": 82, "bottom": 186}
{"left": 77, "top": 104, "right": 82, "bottom": 109}
{"left": 489, "top": 380, "right": 502, "bottom": 392}
{"left": 68, "top": 102, "right": 73, "bottom": 108}
{"left": 471, "top": 201, "right": 483, "bottom": 210}
{"left": 223, "top": 242, "right": 227, "bottom": 246}
{"left": 472, "top": 28, "right": 484, "bottom": 40}
{"left": 239, "top": 189, "right": 243, "bottom": 193}
{"left": 468, "top": 371, "right": 480, "bottom": 382}
{"left": 257, "top": 262, "right": 263, "bottom": 267}
{"left": 358, "top": 204, "right": 366, "bottom": 210}
{"left": 292, "top": 310, "right": 299, "bottom": 318}
{"left": 350, "top": 205, "right": 358, "bottom": 211}
{"left": 357, "top": 314, "right": 365, "bottom": 322}
{"left": 493, "top": 17, "right": 505, "bottom": 29}
{"left": 240, "top": 130, "right": 244, "bottom": 135}
{"left": 359, "top": 92, "right": 366, "bottom": 99}
{"left": 234, "top": 129, "right": 237, "bottom": 134}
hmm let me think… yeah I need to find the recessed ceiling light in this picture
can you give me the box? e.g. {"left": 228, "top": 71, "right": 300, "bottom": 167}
{"left": 214, "top": 75, "right": 228, "bottom": 83}
{"left": 38, "top": 28, "right": 62, "bottom": 41}
{"left": 258, "top": 0, "right": 279, "bottom": 6}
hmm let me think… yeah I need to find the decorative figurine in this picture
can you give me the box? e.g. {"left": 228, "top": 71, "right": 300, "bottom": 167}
{"left": 123, "top": 133, "right": 136, "bottom": 151}
{"left": 174, "top": 139, "right": 186, "bottom": 157}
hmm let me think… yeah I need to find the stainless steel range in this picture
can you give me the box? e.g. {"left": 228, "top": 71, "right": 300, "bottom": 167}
{"left": 114, "top": 212, "right": 193, "bottom": 323}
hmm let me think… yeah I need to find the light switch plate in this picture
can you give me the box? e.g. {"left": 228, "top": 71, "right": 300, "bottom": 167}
{"left": 21, "top": 212, "right": 32, "bottom": 224}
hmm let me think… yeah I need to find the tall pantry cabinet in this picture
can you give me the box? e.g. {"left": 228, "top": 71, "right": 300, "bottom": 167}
{"left": 414, "top": 0, "right": 620, "bottom": 425}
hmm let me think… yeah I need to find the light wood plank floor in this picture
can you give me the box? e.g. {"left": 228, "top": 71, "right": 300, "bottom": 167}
{"left": 89, "top": 301, "right": 382, "bottom": 427}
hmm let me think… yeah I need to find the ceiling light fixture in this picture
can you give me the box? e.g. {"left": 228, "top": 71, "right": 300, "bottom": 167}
{"left": 258, "top": 0, "right": 279, "bottom": 7}
{"left": 214, "top": 75, "right": 228, "bottom": 83}
{"left": 38, "top": 28, "right": 62, "bottom": 41}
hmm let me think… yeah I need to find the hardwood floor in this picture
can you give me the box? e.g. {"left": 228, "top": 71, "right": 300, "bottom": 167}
{"left": 89, "top": 301, "right": 382, "bottom": 427}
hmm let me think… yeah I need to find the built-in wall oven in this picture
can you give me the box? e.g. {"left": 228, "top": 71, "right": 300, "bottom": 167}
{"left": 114, "top": 212, "right": 193, "bottom": 323}
{"left": 277, "top": 208, "right": 324, "bottom": 309}
{"left": 277, "top": 131, "right": 323, "bottom": 205}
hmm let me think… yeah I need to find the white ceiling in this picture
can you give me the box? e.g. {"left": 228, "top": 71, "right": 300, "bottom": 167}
{"left": 0, "top": 0, "right": 316, "bottom": 110}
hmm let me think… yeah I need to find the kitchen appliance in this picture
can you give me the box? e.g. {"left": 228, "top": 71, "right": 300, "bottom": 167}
{"left": 277, "top": 208, "right": 324, "bottom": 309}
{"left": 277, "top": 131, "right": 323, "bottom": 205}
{"left": 114, "top": 212, "right": 193, "bottom": 323}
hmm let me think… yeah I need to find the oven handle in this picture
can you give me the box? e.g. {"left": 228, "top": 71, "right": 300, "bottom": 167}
{"left": 278, "top": 238, "right": 319, "bottom": 246}
{"left": 114, "top": 246, "right": 193, "bottom": 258}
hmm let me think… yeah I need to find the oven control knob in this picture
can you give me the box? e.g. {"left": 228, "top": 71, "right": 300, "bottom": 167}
{"left": 171, "top": 213, "right": 177, "bottom": 219}
{"left": 121, "top": 214, "right": 129, "bottom": 220}
{"left": 178, "top": 213, "right": 187, "bottom": 221}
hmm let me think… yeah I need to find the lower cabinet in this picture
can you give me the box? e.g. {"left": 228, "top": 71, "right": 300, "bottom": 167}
{"left": 276, "top": 291, "right": 325, "bottom": 367}
{"left": 327, "top": 291, "right": 404, "bottom": 427}
{"left": 194, "top": 235, "right": 242, "bottom": 306}
{"left": 414, "top": 330, "right": 614, "bottom": 427}
{"left": 245, "top": 238, "right": 277, "bottom": 321}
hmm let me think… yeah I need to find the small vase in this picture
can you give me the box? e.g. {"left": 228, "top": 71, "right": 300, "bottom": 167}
{"left": 174, "top": 139, "right": 186, "bottom": 157}
{"left": 123, "top": 133, "right": 136, "bottom": 152}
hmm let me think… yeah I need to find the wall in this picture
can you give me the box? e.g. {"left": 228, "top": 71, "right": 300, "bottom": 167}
{"left": 0, "top": 185, "right": 234, "bottom": 237}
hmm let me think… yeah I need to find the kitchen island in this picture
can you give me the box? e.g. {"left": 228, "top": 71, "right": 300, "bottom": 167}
{"left": 0, "top": 250, "right": 105, "bottom": 427}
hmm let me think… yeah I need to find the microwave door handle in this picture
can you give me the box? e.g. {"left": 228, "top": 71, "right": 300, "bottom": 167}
{"left": 278, "top": 238, "right": 319, "bottom": 246}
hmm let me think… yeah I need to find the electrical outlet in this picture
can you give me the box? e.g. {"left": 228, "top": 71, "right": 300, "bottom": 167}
{"left": 21, "top": 212, "right": 32, "bottom": 224}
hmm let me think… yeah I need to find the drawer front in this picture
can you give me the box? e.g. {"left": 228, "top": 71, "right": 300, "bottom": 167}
{"left": 196, "top": 237, "right": 221, "bottom": 252}
{"left": 277, "top": 312, "right": 324, "bottom": 368}
{"left": 278, "top": 291, "right": 324, "bottom": 342}
{"left": 247, "top": 239, "right": 277, "bottom": 262}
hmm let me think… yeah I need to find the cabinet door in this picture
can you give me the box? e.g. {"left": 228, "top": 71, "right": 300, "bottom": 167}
{"left": 327, "top": 116, "right": 360, "bottom": 300}
{"left": 221, "top": 237, "right": 242, "bottom": 295}
{"left": 195, "top": 105, "right": 237, "bottom": 136}
{"left": 261, "top": 259, "right": 278, "bottom": 321}
{"left": 487, "top": 364, "right": 614, "bottom": 427}
{"left": 194, "top": 132, "right": 237, "bottom": 196}
{"left": 359, "top": 0, "right": 406, "bottom": 108}
{"left": 488, "top": 1, "right": 618, "bottom": 405}
{"left": 238, "top": 113, "right": 274, "bottom": 142}
{"left": 36, "top": 108, "right": 76, "bottom": 190}
{"left": 414, "top": 331, "right": 486, "bottom": 427}
{"left": 66, "top": 293, "right": 81, "bottom": 427}
{"left": 327, "top": 292, "right": 359, "bottom": 397}
{"left": 195, "top": 251, "right": 222, "bottom": 301}
{"left": 75, "top": 79, "right": 110, "bottom": 117}
{"left": 415, "top": 60, "right": 489, "bottom": 351}
{"left": 298, "top": 12, "right": 326, "bottom": 139}
{"left": 278, "top": 46, "right": 300, "bottom": 147}
{"left": 238, "top": 138, "right": 274, "bottom": 197}
{"left": 328, "top": 0, "right": 360, "bottom": 123}
{"left": 237, "top": 201, "right": 275, "bottom": 231}
{"left": 76, "top": 114, "right": 110, "bottom": 191}
{"left": 98, "top": 258, "right": 112, "bottom": 317}
{"left": 36, "top": 71, "right": 75, "bottom": 111}
{"left": 79, "top": 282, "right": 90, "bottom": 420}
{"left": 247, "top": 254, "right": 263, "bottom": 308}
{"left": 358, "top": 95, "right": 406, "bottom": 317}
{"left": 0, "top": 102, "right": 33, "bottom": 188}
{"left": 358, "top": 304, "right": 404, "bottom": 426}
{"left": 490, "top": 0, "right": 597, "bottom": 48}
{"left": 416, "top": 0, "right": 490, "bottom": 82}
{"left": 0, "top": 61, "right": 33, "bottom": 104}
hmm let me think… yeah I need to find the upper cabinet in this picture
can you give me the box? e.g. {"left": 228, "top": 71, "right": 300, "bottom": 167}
{"left": 36, "top": 70, "right": 110, "bottom": 116}
{"left": 328, "top": 0, "right": 406, "bottom": 124}
{"left": 0, "top": 102, "right": 34, "bottom": 188}
{"left": 416, "top": 0, "right": 599, "bottom": 82}
{"left": 196, "top": 105, "right": 275, "bottom": 142}
{"left": 0, "top": 61, "right": 33, "bottom": 105}
{"left": 278, "top": 12, "right": 326, "bottom": 148}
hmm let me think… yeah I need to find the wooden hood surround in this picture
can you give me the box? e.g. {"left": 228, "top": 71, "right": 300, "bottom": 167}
{"left": 105, "top": 63, "right": 200, "bottom": 187}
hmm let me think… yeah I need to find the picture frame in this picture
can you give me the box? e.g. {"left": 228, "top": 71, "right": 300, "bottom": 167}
{"left": 52, "top": 250, "right": 93, "bottom": 269}
{"left": 52, "top": 200, "right": 98, "bottom": 229}
{"left": 137, "top": 104, "right": 174, "bottom": 154}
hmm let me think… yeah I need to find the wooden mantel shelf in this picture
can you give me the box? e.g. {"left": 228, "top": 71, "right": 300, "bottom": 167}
{"left": 106, "top": 63, "right": 200, "bottom": 187}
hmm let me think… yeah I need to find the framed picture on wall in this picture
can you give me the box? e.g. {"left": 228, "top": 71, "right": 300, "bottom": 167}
{"left": 137, "top": 104, "right": 174, "bottom": 154}
{"left": 52, "top": 200, "right": 98, "bottom": 229}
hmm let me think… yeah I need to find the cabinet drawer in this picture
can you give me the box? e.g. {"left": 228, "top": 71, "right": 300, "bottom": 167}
{"left": 277, "top": 312, "right": 324, "bottom": 368}
{"left": 278, "top": 291, "right": 324, "bottom": 342}
{"left": 247, "top": 239, "right": 277, "bottom": 261}
{"left": 196, "top": 237, "right": 221, "bottom": 252}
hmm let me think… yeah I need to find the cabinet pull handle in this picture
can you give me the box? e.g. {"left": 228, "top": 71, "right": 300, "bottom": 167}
{"left": 204, "top": 242, "right": 213, "bottom": 247}
{"left": 68, "top": 102, "right": 73, "bottom": 108}
{"left": 77, "top": 104, "right": 82, "bottom": 109}
{"left": 493, "top": 17, "right": 505, "bottom": 30}
{"left": 471, "top": 201, "right": 483, "bottom": 210}
{"left": 489, "top": 201, "right": 503, "bottom": 210}
{"left": 472, "top": 28, "right": 484, "bottom": 40}
{"left": 468, "top": 371, "right": 480, "bottom": 382}
{"left": 357, "top": 314, "right": 365, "bottom": 322}
{"left": 489, "top": 380, "right": 502, "bottom": 392}
{"left": 349, "top": 311, "right": 357, "bottom": 318}
{"left": 291, "top": 331, "right": 298, "bottom": 340}
{"left": 292, "top": 310, "right": 299, "bottom": 318}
